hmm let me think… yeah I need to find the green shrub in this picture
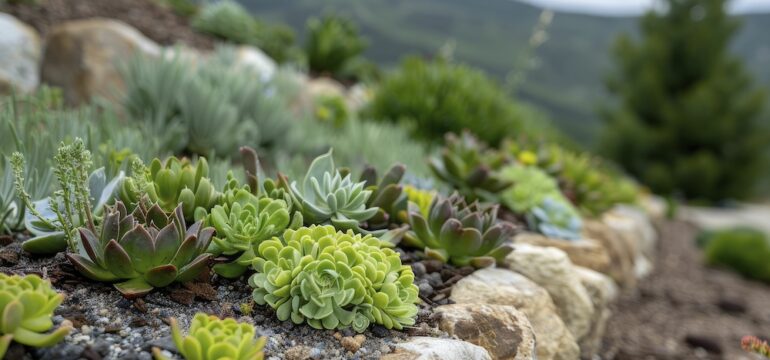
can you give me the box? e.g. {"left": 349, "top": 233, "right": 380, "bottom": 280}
{"left": 703, "top": 227, "right": 770, "bottom": 282}
{"left": 368, "top": 57, "right": 537, "bottom": 145}
{"left": 305, "top": 15, "right": 367, "bottom": 77}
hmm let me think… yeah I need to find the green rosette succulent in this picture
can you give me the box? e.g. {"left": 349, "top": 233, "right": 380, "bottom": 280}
{"left": 498, "top": 165, "right": 564, "bottom": 214}
{"left": 403, "top": 186, "right": 436, "bottom": 219}
{"left": 153, "top": 313, "right": 266, "bottom": 360}
{"left": 0, "top": 274, "right": 71, "bottom": 358}
{"left": 120, "top": 156, "right": 220, "bottom": 221}
{"left": 358, "top": 163, "right": 407, "bottom": 230}
{"left": 527, "top": 197, "right": 583, "bottom": 241}
{"left": 402, "top": 193, "right": 516, "bottom": 268}
{"left": 248, "top": 225, "right": 418, "bottom": 332}
{"left": 206, "top": 177, "right": 295, "bottom": 279}
{"left": 66, "top": 200, "right": 214, "bottom": 298}
{"left": 284, "top": 150, "right": 378, "bottom": 232}
{"left": 429, "top": 131, "right": 510, "bottom": 203}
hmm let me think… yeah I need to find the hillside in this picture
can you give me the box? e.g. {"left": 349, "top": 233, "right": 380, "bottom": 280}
{"left": 240, "top": 0, "right": 770, "bottom": 147}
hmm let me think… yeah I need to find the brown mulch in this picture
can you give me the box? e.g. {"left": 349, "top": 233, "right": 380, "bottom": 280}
{"left": 1, "top": 0, "right": 215, "bottom": 49}
{"left": 601, "top": 220, "right": 770, "bottom": 359}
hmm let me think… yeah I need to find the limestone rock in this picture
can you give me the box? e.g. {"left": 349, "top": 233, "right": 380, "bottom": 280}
{"left": 605, "top": 205, "right": 657, "bottom": 259}
{"left": 574, "top": 266, "right": 617, "bottom": 358}
{"left": 234, "top": 45, "right": 276, "bottom": 78}
{"left": 583, "top": 219, "right": 637, "bottom": 287}
{"left": 0, "top": 13, "right": 41, "bottom": 94}
{"left": 515, "top": 232, "right": 610, "bottom": 275}
{"left": 505, "top": 244, "right": 595, "bottom": 341}
{"left": 435, "top": 304, "right": 536, "bottom": 360}
{"left": 382, "top": 337, "right": 492, "bottom": 360}
{"left": 41, "top": 18, "right": 161, "bottom": 105}
{"left": 450, "top": 267, "right": 579, "bottom": 360}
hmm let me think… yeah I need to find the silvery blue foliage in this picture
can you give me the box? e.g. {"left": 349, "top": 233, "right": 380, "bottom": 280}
{"left": 527, "top": 197, "right": 582, "bottom": 241}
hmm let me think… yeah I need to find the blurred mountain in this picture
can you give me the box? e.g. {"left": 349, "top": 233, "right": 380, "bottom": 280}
{"left": 240, "top": 0, "right": 770, "bottom": 147}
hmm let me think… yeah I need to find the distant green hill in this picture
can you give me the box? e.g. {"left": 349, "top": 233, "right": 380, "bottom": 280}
{"left": 239, "top": 0, "right": 770, "bottom": 148}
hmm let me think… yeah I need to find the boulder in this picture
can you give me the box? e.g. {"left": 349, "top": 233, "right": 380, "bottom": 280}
{"left": 233, "top": 45, "right": 276, "bottom": 79}
{"left": 639, "top": 193, "right": 667, "bottom": 220}
{"left": 514, "top": 232, "right": 610, "bottom": 275}
{"left": 574, "top": 266, "right": 618, "bottom": 359}
{"left": 306, "top": 76, "right": 346, "bottom": 99}
{"left": 435, "top": 304, "right": 536, "bottom": 360}
{"left": 41, "top": 18, "right": 161, "bottom": 105}
{"left": 582, "top": 220, "right": 637, "bottom": 288}
{"left": 450, "top": 267, "right": 579, "bottom": 360}
{"left": 605, "top": 205, "right": 657, "bottom": 259}
{"left": 382, "top": 337, "right": 492, "bottom": 360}
{"left": 0, "top": 13, "right": 41, "bottom": 94}
{"left": 505, "top": 244, "right": 595, "bottom": 341}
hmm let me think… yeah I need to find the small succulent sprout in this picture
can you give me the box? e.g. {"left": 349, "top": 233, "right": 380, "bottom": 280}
{"left": 358, "top": 163, "right": 408, "bottom": 230}
{"left": 207, "top": 183, "right": 293, "bottom": 278}
{"left": 0, "top": 274, "right": 71, "bottom": 358}
{"left": 403, "top": 185, "right": 436, "bottom": 219}
{"left": 402, "top": 193, "right": 516, "bottom": 268}
{"left": 121, "top": 156, "right": 220, "bottom": 221}
{"left": 429, "top": 131, "right": 511, "bottom": 203}
{"left": 284, "top": 150, "right": 379, "bottom": 232}
{"left": 66, "top": 200, "right": 214, "bottom": 298}
{"left": 526, "top": 197, "right": 583, "bottom": 241}
{"left": 153, "top": 313, "right": 266, "bottom": 360}
{"left": 249, "top": 225, "right": 419, "bottom": 332}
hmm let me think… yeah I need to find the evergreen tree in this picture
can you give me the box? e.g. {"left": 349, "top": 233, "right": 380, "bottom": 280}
{"left": 601, "top": 0, "right": 767, "bottom": 202}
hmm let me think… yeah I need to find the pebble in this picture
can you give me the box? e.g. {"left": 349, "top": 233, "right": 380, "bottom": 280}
{"left": 370, "top": 325, "right": 389, "bottom": 338}
{"left": 418, "top": 283, "right": 434, "bottom": 297}
{"left": 423, "top": 260, "right": 444, "bottom": 273}
{"left": 427, "top": 273, "right": 443, "bottom": 288}
{"left": 411, "top": 262, "right": 426, "bottom": 277}
{"left": 340, "top": 334, "right": 366, "bottom": 353}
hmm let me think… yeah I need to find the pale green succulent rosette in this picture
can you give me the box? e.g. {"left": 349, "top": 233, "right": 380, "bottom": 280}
{"left": 154, "top": 312, "right": 266, "bottom": 360}
{"left": 248, "top": 225, "right": 418, "bottom": 332}
{"left": 0, "top": 274, "right": 71, "bottom": 359}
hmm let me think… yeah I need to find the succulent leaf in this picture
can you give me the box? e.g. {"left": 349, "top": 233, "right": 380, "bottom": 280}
{"left": 162, "top": 313, "right": 266, "bottom": 360}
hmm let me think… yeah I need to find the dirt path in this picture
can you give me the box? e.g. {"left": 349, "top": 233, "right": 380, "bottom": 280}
{"left": 600, "top": 220, "right": 770, "bottom": 359}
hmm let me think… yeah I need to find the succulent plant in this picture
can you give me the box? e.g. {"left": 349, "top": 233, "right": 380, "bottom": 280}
{"left": 284, "top": 150, "right": 378, "bottom": 232}
{"left": 67, "top": 200, "right": 214, "bottom": 298}
{"left": 358, "top": 163, "right": 407, "bottom": 230}
{"left": 120, "top": 156, "right": 220, "bottom": 221}
{"left": 248, "top": 225, "right": 419, "bottom": 332}
{"left": 0, "top": 274, "right": 71, "bottom": 358}
{"left": 402, "top": 193, "right": 516, "bottom": 268}
{"left": 498, "top": 165, "right": 564, "bottom": 214}
{"left": 526, "top": 197, "right": 583, "bottom": 241}
{"left": 206, "top": 176, "right": 295, "bottom": 278}
{"left": 402, "top": 185, "right": 435, "bottom": 219}
{"left": 429, "top": 132, "right": 510, "bottom": 203}
{"left": 153, "top": 313, "right": 266, "bottom": 360}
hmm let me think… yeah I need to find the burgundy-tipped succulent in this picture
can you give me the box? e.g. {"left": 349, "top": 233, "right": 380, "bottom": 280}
{"left": 66, "top": 200, "right": 214, "bottom": 298}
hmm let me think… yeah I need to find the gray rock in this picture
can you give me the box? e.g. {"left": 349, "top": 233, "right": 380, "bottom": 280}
{"left": 382, "top": 336, "right": 492, "bottom": 360}
{"left": 0, "top": 13, "right": 41, "bottom": 94}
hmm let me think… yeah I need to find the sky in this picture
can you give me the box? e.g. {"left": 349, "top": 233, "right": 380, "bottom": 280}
{"left": 517, "top": 0, "right": 770, "bottom": 15}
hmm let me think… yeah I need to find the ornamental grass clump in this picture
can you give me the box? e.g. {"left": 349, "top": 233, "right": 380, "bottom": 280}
{"left": 402, "top": 193, "right": 516, "bottom": 268}
{"left": 248, "top": 225, "right": 419, "bottom": 332}
{"left": 284, "top": 150, "right": 378, "bottom": 233}
{"left": 0, "top": 274, "right": 71, "bottom": 358}
{"left": 67, "top": 200, "right": 214, "bottom": 298}
{"left": 153, "top": 313, "right": 266, "bottom": 360}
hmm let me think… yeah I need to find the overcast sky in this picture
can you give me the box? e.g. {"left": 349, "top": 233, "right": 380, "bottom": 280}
{"left": 517, "top": 0, "right": 770, "bottom": 15}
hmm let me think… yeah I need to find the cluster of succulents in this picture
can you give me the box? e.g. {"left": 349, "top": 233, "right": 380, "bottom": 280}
{"left": 154, "top": 313, "right": 266, "bottom": 360}
{"left": 358, "top": 163, "right": 407, "bottom": 231}
{"left": 498, "top": 165, "right": 565, "bottom": 214}
{"left": 429, "top": 132, "right": 511, "bottom": 203}
{"left": 283, "top": 151, "right": 379, "bottom": 233}
{"left": 249, "top": 225, "right": 419, "bottom": 332}
{"left": 67, "top": 200, "right": 214, "bottom": 298}
{"left": 0, "top": 274, "right": 71, "bottom": 358}
{"left": 402, "top": 193, "right": 517, "bottom": 268}
{"left": 526, "top": 197, "right": 583, "bottom": 241}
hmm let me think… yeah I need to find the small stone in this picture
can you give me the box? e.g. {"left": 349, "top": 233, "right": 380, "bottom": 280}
{"left": 685, "top": 334, "right": 722, "bottom": 354}
{"left": 418, "top": 283, "right": 434, "bottom": 297}
{"left": 411, "top": 262, "right": 426, "bottom": 277}
{"left": 423, "top": 260, "right": 444, "bottom": 273}
{"left": 370, "top": 325, "right": 389, "bottom": 338}
{"left": 427, "top": 273, "right": 443, "bottom": 288}
{"left": 81, "top": 325, "right": 93, "bottom": 335}
{"left": 340, "top": 334, "right": 366, "bottom": 353}
{"left": 285, "top": 345, "right": 313, "bottom": 360}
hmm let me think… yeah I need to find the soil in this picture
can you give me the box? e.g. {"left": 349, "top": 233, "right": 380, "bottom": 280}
{"left": 0, "top": 234, "right": 458, "bottom": 360}
{"left": 600, "top": 220, "right": 770, "bottom": 360}
{"left": 1, "top": 0, "right": 215, "bottom": 49}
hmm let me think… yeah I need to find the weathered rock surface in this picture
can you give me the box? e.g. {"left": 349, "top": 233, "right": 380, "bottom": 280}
{"left": 450, "top": 267, "right": 579, "bottom": 360}
{"left": 0, "top": 13, "right": 41, "bottom": 94}
{"left": 233, "top": 45, "right": 276, "bottom": 78}
{"left": 605, "top": 205, "right": 657, "bottom": 259}
{"left": 435, "top": 304, "right": 536, "bottom": 360}
{"left": 41, "top": 18, "right": 161, "bottom": 105}
{"left": 515, "top": 232, "right": 610, "bottom": 275}
{"left": 382, "top": 337, "right": 492, "bottom": 360}
{"left": 575, "top": 266, "right": 618, "bottom": 358}
{"left": 583, "top": 219, "right": 637, "bottom": 287}
{"left": 505, "top": 244, "right": 595, "bottom": 341}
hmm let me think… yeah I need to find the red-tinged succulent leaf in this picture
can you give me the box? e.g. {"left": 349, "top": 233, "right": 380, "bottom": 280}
{"left": 404, "top": 212, "right": 431, "bottom": 248}
{"left": 176, "top": 254, "right": 212, "bottom": 283}
{"left": 144, "top": 265, "right": 178, "bottom": 288}
{"left": 117, "top": 214, "right": 136, "bottom": 240}
{"left": 103, "top": 240, "right": 136, "bottom": 278}
{"left": 468, "top": 256, "right": 496, "bottom": 269}
{"left": 118, "top": 226, "right": 155, "bottom": 273}
{"left": 459, "top": 212, "right": 483, "bottom": 230}
{"left": 100, "top": 210, "right": 121, "bottom": 243}
{"left": 196, "top": 227, "right": 215, "bottom": 250}
{"left": 380, "top": 164, "right": 406, "bottom": 188}
{"left": 424, "top": 247, "right": 449, "bottom": 263}
{"left": 185, "top": 221, "right": 202, "bottom": 239}
{"left": 171, "top": 235, "right": 199, "bottom": 269}
{"left": 66, "top": 254, "right": 121, "bottom": 281}
{"left": 147, "top": 204, "right": 169, "bottom": 228}
{"left": 113, "top": 278, "right": 154, "bottom": 299}
{"left": 371, "top": 184, "right": 401, "bottom": 208}
{"left": 447, "top": 228, "right": 483, "bottom": 256}
{"left": 359, "top": 166, "right": 377, "bottom": 187}
{"left": 173, "top": 204, "right": 186, "bottom": 232}
{"left": 485, "top": 244, "right": 514, "bottom": 264}
{"left": 154, "top": 223, "right": 182, "bottom": 265}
